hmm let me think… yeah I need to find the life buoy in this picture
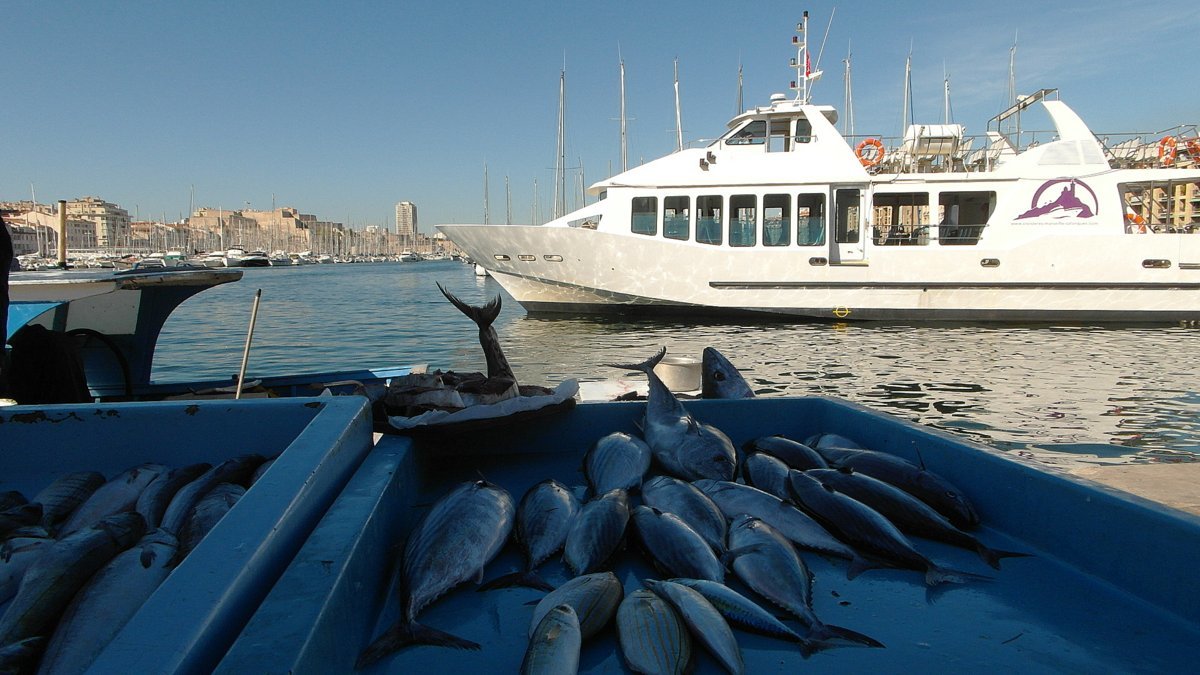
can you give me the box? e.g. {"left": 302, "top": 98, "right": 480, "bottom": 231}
{"left": 1125, "top": 210, "right": 1147, "bottom": 234}
{"left": 1158, "top": 136, "right": 1178, "bottom": 166}
{"left": 1187, "top": 139, "right": 1200, "bottom": 161}
{"left": 856, "top": 138, "right": 885, "bottom": 167}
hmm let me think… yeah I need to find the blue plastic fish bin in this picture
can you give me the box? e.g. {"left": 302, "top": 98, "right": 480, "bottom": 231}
{"left": 0, "top": 397, "right": 373, "bottom": 674}
{"left": 218, "top": 396, "right": 1200, "bottom": 673}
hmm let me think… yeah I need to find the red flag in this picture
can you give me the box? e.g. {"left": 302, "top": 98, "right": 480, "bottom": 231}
{"left": 805, "top": 53, "right": 811, "bottom": 76}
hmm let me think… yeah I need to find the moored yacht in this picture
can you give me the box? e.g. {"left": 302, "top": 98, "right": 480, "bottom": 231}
{"left": 440, "top": 17, "right": 1200, "bottom": 323}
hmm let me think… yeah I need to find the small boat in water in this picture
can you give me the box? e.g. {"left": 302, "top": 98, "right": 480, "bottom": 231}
{"left": 440, "top": 17, "right": 1200, "bottom": 323}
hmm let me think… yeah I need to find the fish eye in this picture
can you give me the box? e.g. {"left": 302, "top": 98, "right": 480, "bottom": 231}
{"left": 715, "top": 372, "right": 727, "bottom": 381}
{"left": 946, "top": 490, "right": 959, "bottom": 499}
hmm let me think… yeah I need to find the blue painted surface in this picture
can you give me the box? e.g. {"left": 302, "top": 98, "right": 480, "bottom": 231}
{"left": 219, "top": 396, "right": 1200, "bottom": 674}
{"left": 0, "top": 397, "right": 374, "bottom": 675}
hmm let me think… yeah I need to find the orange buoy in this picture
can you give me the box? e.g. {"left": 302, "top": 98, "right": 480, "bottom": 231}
{"left": 855, "top": 138, "right": 885, "bottom": 167}
{"left": 1158, "top": 136, "right": 1178, "bottom": 166}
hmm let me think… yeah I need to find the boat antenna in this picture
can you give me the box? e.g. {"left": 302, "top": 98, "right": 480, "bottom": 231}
{"left": 735, "top": 57, "right": 743, "bottom": 115}
{"left": 842, "top": 41, "right": 854, "bottom": 136}
{"left": 943, "top": 61, "right": 954, "bottom": 124}
{"left": 900, "top": 43, "right": 913, "bottom": 137}
{"left": 673, "top": 58, "right": 684, "bottom": 152}
{"left": 1007, "top": 30, "right": 1018, "bottom": 108}
{"left": 619, "top": 47, "right": 628, "bottom": 173}
{"left": 792, "top": 12, "right": 824, "bottom": 104}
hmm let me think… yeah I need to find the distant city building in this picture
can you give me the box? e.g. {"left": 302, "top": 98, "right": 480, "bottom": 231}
{"left": 67, "top": 196, "right": 130, "bottom": 249}
{"left": 395, "top": 201, "right": 417, "bottom": 237}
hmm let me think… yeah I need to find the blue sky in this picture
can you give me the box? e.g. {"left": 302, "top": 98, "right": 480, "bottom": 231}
{"left": 3, "top": 1, "right": 1197, "bottom": 234}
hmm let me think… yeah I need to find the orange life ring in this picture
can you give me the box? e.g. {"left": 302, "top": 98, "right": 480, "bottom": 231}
{"left": 1158, "top": 136, "right": 1178, "bottom": 166}
{"left": 1125, "top": 211, "right": 1147, "bottom": 234}
{"left": 856, "top": 138, "right": 885, "bottom": 167}
{"left": 1187, "top": 139, "right": 1200, "bottom": 160}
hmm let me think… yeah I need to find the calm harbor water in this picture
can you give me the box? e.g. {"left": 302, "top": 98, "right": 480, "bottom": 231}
{"left": 154, "top": 260, "right": 1200, "bottom": 468}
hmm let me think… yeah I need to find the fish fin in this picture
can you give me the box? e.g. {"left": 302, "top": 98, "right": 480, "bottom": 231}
{"left": 977, "top": 544, "right": 1034, "bottom": 570}
{"left": 140, "top": 546, "right": 157, "bottom": 568}
{"left": 807, "top": 622, "right": 886, "bottom": 650}
{"left": 603, "top": 346, "right": 667, "bottom": 374}
{"left": 846, "top": 555, "right": 879, "bottom": 581}
{"left": 356, "top": 621, "right": 480, "bottom": 668}
{"left": 924, "top": 564, "right": 993, "bottom": 587}
{"left": 436, "top": 282, "right": 501, "bottom": 328}
{"left": 720, "top": 544, "right": 765, "bottom": 567}
{"left": 477, "top": 570, "right": 555, "bottom": 593}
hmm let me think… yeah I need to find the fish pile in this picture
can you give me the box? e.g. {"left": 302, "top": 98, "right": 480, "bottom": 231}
{"left": 0, "top": 454, "right": 269, "bottom": 674}
{"left": 356, "top": 347, "right": 1029, "bottom": 673}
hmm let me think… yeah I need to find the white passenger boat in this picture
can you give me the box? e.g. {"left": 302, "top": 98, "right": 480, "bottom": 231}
{"left": 440, "top": 18, "right": 1200, "bottom": 323}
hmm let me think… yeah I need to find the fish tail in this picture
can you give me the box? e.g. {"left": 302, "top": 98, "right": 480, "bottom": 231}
{"left": 807, "top": 622, "right": 887, "bottom": 650}
{"left": 977, "top": 544, "right": 1033, "bottom": 570}
{"left": 925, "top": 564, "right": 993, "bottom": 587}
{"left": 437, "top": 282, "right": 501, "bottom": 329}
{"left": 356, "top": 620, "right": 481, "bottom": 669}
{"left": 476, "top": 570, "right": 555, "bottom": 592}
{"left": 604, "top": 346, "right": 667, "bottom": 374}
{"left": 845, "top": 554, "right": 881, "bottom": 580}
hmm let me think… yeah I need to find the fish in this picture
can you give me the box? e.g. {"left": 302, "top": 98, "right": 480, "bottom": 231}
{"left": 0, "top": 636, "right": 45, "bottom": 674}
{"left": 584, "top": 432, "right": 652, "bottom": 497}
{"left": 0, "top": 512, "right": 145, "bottom": 645}
{"left": 668, "top": 578, "right": 807, "bottom": 646}
{"left": 616, "top": 589, "right": 692, "bottom": 675}
{"left": 645, "top": 579, "right": 743, "bottom": 675}
{"left": 481, "top": 479, "right": 579, "bottom": 591}
{"left": 37, "top": 528, "right": 179, "bottom": 675}
{"left": 529, "top": 571, "right": 623, "bottom": 640}
{"left": 640, "top": 475, "right": 726, "bottom": 553}
{"left": 607, "top": 348, "right": 737, "bottom": 481}
{"left": 787, "top": 470, "right": 988, "bottom": 586}
{"left": 356, "top": 480, "right": 514, "bottom": 667}
{"left": 160, "top": 455, "right": 264, "bottom": 536}
{"left": 0, "top": 504, "right": 41, "bottom": 540}
{"left": 726, "top": 515, "right": 883, "bottom": 651}
{"left": 179, "top": 483, "right": 245, "bottom": 557}
{"left": 57, "top": 464, "right": 167, "bottom": 537}
{"left": 742, "top": 452, "right": 793, "bottom": 500}
{"left": 563, "top": 489, "right": 630, "bottom": 576}
{"left": 806, "top": 433, "right": 863, "bottom": 450}
{"left": 744, "top": 436, "right": 828, "bottom": 470}
{"left": 813, "top": 445, "right": 980, "bottom": 530}
{"left": 520, "top": 604, "right": 581, "bottom": 675}
{"left": 134, "top": 463, "right": 212, "bottom": 530}
{"left": 30, "top": 471, "right": 105, "bottom": 531}
{"left": 692, "top": 480, "right": 861, "bottom": 561}
{"left": 0, "top": 534, "right": 54, "bottom": 605}
{"left": 249, "top": 457, "right": 275, "bottom": 485}
{"left": 700, "top": 347, "right": 755, "bottom": 399}
{"left": 0, "top": 493, "right": 26, "bottom": 513}
{"left": 631, "top": 506, "right": 724, "bottom": 582}
{"left": 436, "top": 282, "right": 518, "bottom": 396}
{"left": 807, "top": 467, "right": 1029, "bottom": 569}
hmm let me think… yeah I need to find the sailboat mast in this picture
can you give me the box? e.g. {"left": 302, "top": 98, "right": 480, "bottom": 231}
{"left": 901, "top": 47, "right": 912, "bottom": 137}
{"left": 735, "top": 61, "right": 743, "bottom": 116}
{"left": 554, "top": 68, "right": 566, "bottom": 220}
{"left": 842, "top": 43, "right": 854, "bottom": 136}
{"left": 673, "top": 58, "right": 683, "bottom": 152}
{"left": 483, "top": 163, "right": 490, "bottom": 224}
{"left": 619, "top": 55, "right": 628, "bottom": 173}
{"left": 943, "top": 63, "right": 951, "bottom": 124}
{"left": 505, "top": 175, "right": 512, "bottom": 225}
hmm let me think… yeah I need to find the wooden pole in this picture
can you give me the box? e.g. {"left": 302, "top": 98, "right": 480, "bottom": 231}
{"left": 235, "top": 289, "right": 262, "bottom": 400}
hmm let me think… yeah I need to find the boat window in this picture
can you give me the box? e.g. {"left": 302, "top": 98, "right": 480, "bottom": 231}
{"left": 1120, "top": 181, "right": 1200, "bottom": 233}
{"left": 631, "top": 197, "right": 657, "bottom": 235}
{"left": 726, "top": 120, "right": 766, "bottom": 146}
{"left": 697, "top": 196, "right": 723, "bottom": 245}
{"left": 664, "top": 196, "right": 690, "bottom": 240}
{"left": 873, "top": 193, "right": 931, "bottom": 246}
{"left": 796, "top": 193, "right": 825, "bottom": 245}
{"left": 834, "top": 189, "right": 860, "bottom": 244}
{"left": 729, "top": 195, "right": 757, "bottom": 247}
{"left": 763, "top": 194, "right": 791, "bottom": 246}
{"left": 767, "top": 120, "right": 791, "bottom": 152}
{"left": 937, "top": 191, "right": 995, "bottom": 245}
{"left": 794, "top": 118, "right": 813, "bottom": 144}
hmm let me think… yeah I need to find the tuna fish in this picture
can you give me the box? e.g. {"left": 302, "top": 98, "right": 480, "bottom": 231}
{"left": 481, "top": 479, "right": 579, "bottom": 591}
{"left": 616, "top": 589, "right": 692, "bottom": 674}
{"left": 160, "top": 455, "right": 263, "bottom": 536}
{"left": 640, "top": 475, "right": 726, "bottom": 553}
{"left": 179, "top": 483, "right": 245, "bottom": 557}
{"left": 0, "top": 534, "right": 54, "bottom": 605}
{"left": 742, "top": 452, "right": 793, "bottom": 500}
{"left": 700, "top": 347, "right": 755, "bottom": 399}
{"left": 0, "top": 492, "right": 26, "bottom": 513}
{"left": 57, "top": 464, "right": 167, "bottom": 537}
{"left": 356, "top": 480, "right": 514, "bottom": 667}
{"left": 134, "top": 463, "right": 211, "bottom": 530}
{"left": 631, "top": 506, "right": 724, "bottom": 582}
{"left": 0, "top": 512, "right": 145, "bottom": 645}
{"left": 0, "top": 636, "right": 45, "bottom": 674}
{"left": 668, "top": 578, "right": 807, "bottom": 646}
{"left": 520, "top": 604, "right": 581, "bottom": 675}
{"left": 37, "top": 528, "right": 179, "bottom": 675}
{"left": 607, "top": 348, "right": 737, "bottom": 481}
{"left": 787, "top": 470, "right": 988, "bottom": 585}
{"left": 584, "top": 432, "right": 652, "bottom": 497}
{"left": 562, "top": 489, "right": 630, "bottom": 576}
{"left": 0, "top": 504, "right": 41, "bottom": 540}
{"left": 744, "top": 436, "right": 828, "bottom": 471}
{"left": 807, "top": 467, "right": 1029, "bottom": 569}
{"left": 529, "top": 572, "right": 623, "bottom": 640}
{"left": 30, "top": 471, "right": 105, "bottom": 531}
{"left": 645, "top": 579, "right": 743, "bottom": 675}
{"left": 436, "top": 283, "right": 518, "bottom": 397}
{"left": 726, "top": 515, "right": 883, "bottom": 651}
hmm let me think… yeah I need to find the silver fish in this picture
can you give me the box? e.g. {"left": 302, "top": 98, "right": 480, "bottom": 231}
{"left": 742, "top": 452, "right": 792, "bottom": 500}
{"left": 563, "top": 489, "right": 629, "bottom": 576}
{"left": 744, "top": 436, "right": 828, "bottom": 470}
{"left": 57, "top": 464, "right": 166, "bottom": 537}
{"left": 668, "top": 578, "right": 807, "bottom": 646}
{"left": 0, "top": 504, "right": 41, "bottom": 539}
{"left": 700, "top": 347, "right": 755, "bottom": 399}
{"left": 179, "top": 483, "right": 245, "bottom": 557}
{"left": 160, "top": 455, "right": 264, "bottom": 536}
{"left": 584, "top": 432, "right": 652, "bottom": 497}
{"left": 529, "top": 572, "right": 623, "bottom": 640}
{"left": 0, "top": 535, "right": 54, "bottom": 605}
{"left": 521, "top": 604, "right": 581, "bottom": 675}
{"left": 631, "top": 506, "right": 723, "bottom": 582}
{"left": 727, "top": 515, "right": 882, "bottom": 650}
{"left": 607, "top": 348, "right": 737, "bottom": 481}
{"left": 357, "top": 480, "right": 514, "bottom": 667}
{"left": 482, "top": 479, "right": 579, "bottom": 591}
{"left": 37, "top": 528, "right": 178, "bottom": 675}
{"left": 692, "top": 480, "right": 859, "bottom": 561}
{"left": 640, "top": 475, "right": 726, "bottom": 553}
{"left": 617, "top": 589, "right": 692, "bottom": 675}
{"left": 135, "top": 463, "right": 211, "bottom": 530}
{"left": 31, "top": 471, "right": 105, "bottom": 531}
{"left": 0, "top": 512, "right": 145, "bottom": 645}
{"left": 645, "top": 579, "right": 743, "bottom": 675}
